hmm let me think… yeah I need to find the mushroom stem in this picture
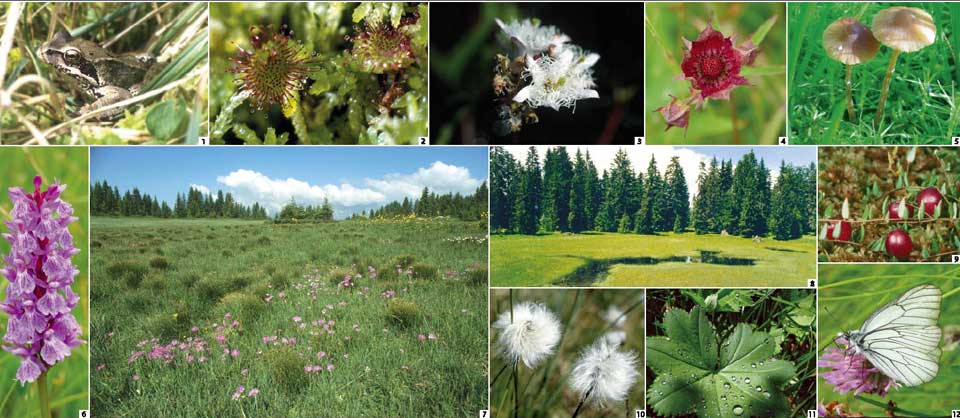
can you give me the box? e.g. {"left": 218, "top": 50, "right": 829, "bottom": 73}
{"left": 845, "top": 64, "right": 855, "bottom": 122}
{"left": 874, "top": 49, "right": 900, "bottom": 126}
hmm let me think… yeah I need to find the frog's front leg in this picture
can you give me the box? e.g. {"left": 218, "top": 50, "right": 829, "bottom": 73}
{"left": 81, "top": 86, "right": 132, "bottom": 120}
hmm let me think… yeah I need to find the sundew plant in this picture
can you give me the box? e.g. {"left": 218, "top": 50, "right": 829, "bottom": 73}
{"left": 645, "top": 2, "right": 786, "bottom": 144}
{"left": 817, "top": 265, "right": 960, "bottom": 417}
{"left": 210, "top": 2, "right": 428, "bottom": 145}
{"left": 489, "top": 289, "right": 643, "bottom": 418}
{"left": 646, "top": 289, "right": 816, "bottom": 418}
{"left": 789, "top": 3, "right": 960, "bottom": 144}
{"left": 818, "top": 147, "right": 960, "bottom": 262}
{"left": 0, "top": 2, "right": 209, "bottom": 145}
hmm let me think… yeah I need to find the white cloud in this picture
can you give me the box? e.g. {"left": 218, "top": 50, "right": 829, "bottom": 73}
{"left": 213, "top": 163, "right": 484, "bottom": 218}
{"left": 190, "top": 184, "right": 211, "bottom": 195}
{"left": 365, "top": 161, "right": 482, "bottom": 202}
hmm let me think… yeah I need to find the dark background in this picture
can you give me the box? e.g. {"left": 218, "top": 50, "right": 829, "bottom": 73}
{"left": 430, "top": 2, "right": 644, "bottom": 145}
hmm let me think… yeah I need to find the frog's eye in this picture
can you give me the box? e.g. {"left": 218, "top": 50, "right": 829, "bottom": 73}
{"left": 63, "top": 48, "right": 81, "bottom": 63}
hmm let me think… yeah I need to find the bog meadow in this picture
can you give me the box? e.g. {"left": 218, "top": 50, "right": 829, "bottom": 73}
{"left": 491, "top": 146, "right": 817, "bottom": 287}
{"left": 88, "top": 147, "right": 488, "bottom": 417}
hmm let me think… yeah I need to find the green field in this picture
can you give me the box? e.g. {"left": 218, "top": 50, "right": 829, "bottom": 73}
{"left": 491, "top": 232, "right": 815, "bottom": 287}
{"left": 90, "top": 216, "right": 487, "bottom": 417}
{"left": 0, "top": 148, "right": 88, "bottom": 418}
{"left": 818, "top": 265, "right": 960, "bottom": 416}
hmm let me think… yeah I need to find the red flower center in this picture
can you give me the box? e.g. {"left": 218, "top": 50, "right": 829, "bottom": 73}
{"left": 700, "top": 56, "right": 723, "bottom": 78}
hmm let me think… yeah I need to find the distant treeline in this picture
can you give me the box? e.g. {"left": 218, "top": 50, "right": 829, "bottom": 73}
{"left": 91, "top": 181, "right": 269, "bottom": 219}
{"left": 491, "top": 147, "right": 816, "bottom": 240}
{"left": 350, "top": 184, "right": 488, "bottom": 221}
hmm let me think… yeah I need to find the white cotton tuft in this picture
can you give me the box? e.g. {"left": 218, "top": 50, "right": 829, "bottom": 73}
{"left": 603, "top": 305, "right": 626, "bottom": 328}
{"left": 569, "top": 338, "right": 639, "bottom": 407}
{"left": 493, "top": 301, "right": 562, "bottom": 369}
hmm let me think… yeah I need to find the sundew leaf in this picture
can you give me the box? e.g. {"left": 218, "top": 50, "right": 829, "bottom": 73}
{"left": 648, "top": 307, "right": 796, "bottom": 418}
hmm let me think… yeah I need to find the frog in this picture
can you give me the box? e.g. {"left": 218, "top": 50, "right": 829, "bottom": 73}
{"left": 38, "top": 30, "right": 155, "bottom": 120}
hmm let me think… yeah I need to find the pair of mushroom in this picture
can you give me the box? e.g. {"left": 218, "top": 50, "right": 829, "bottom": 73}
{"left": 822, "top": 7, "right": 936, "bottom": 125}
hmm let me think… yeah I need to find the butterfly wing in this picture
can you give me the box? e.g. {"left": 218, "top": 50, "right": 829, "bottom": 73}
{"left": 857, "top": 285, "right": 942, "bottom": 387}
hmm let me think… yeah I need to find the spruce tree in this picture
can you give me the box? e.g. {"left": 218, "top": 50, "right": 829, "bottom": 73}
{"left": 664, "top": 156, "right": 689, "bottom": 233}
{"left": 514, "top": 147, "right": 542, "bottom": 235}
{"left": 568, "top": 150, "right": 588, "bottom": 233}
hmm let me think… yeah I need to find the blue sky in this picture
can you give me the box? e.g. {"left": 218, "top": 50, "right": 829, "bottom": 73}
{"left": 91, "top": 147, "right": 489, "bottom": 218}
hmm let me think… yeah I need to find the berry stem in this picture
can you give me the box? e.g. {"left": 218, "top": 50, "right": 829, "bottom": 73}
{"left": 845, "top": 64, "right": 855, "bottom": 122}
{"left": 38, "top": 371, "right": 51, "bottom": 418}
{"left": 874, "top": 50, "right": 900, "bottom": 127}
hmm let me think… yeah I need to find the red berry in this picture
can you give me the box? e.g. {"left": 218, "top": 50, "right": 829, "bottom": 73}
{"left": 887, "top": 201, "right": 914, "bottom": 220}
{"left": 885, "top": 229, "right": 913, "bottom": 258}
{"left": 917, "top": 187, "right": 942, "bottom": 217}
{"left": 825, "top": 220, "right": 851, "bottom": 241}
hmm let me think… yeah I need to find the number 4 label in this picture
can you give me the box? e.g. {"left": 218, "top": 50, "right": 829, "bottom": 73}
{"left": 779, "top": 136, "right": 789, "bottom": 145}
{"left": 479, "top": 410, "right": 489, "bottom": 418}
{"left": 80, "top": 411, "right": 90, "bottom": 418}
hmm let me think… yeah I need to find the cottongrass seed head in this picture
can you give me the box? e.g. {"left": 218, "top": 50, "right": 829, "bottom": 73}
{"left": 514, "top": 47, "right": 599, "bottom": 112}
{"left": 570, "top": 337, "right": 639, "bottom": 407}
{"left": 493, "top": 301, "right": 561, "bottom": 369}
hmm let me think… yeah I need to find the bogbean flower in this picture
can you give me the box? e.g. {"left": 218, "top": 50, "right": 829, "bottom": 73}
{"left": 1, "top": 176, "right": 82, "bottom": 385}
{"left": 514, "top": 47, "right": 600, "bottom": 111}
{"left": 492, "top": 301, "right": 561, "bottom": 369}
{"left": 495, "top": 18, "right": 570, "bottom": 57}
{"left": 818, "top": 337, "right": 896, "bottom": 397}
{"left": 569, "top": 338, "right": 639, "bottom": 407}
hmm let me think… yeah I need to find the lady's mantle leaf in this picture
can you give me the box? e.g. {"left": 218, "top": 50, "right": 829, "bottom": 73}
{"left": 647, "top": 307, "right": 796, "bottom": 418}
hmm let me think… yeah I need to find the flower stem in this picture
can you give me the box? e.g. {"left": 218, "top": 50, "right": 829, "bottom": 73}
{"left": 512, "top": 362, "right": 519, "bottom": 418}
{"left": 38, "top": 371, "right": 51, "bottom": 418}
{"left": 570, "top": 387, "right": 593, "bottom": 418}
{"left": 730, "top": 94, "right": 740, "bottom": 144}
{"left": 845, "top": 64, "right": 855, "bottom": 122}
{"left": 874, "top": 50, "right": 900, "bottom": 127}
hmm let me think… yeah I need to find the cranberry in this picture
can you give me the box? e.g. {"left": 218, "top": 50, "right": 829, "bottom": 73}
{"left": 825, "top": 220, "right": 851, "bottom": 241}
{"left": 917, "top": 187, "right": 943, "bottom": 217}
{"left": 885, "top": 229, "right": 913, "bottom": 258}
{"left": 887, "top": 201, "right": 914, "bottom": 220}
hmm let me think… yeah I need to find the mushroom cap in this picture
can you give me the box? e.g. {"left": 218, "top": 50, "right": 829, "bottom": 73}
{"left": 872, "top": 6, "right": 936, "bottom": 52}
{"left": 823, "top": 18, "right": 880, "bottom": 65}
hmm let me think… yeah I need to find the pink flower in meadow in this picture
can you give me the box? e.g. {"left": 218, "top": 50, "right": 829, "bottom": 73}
{"left": 304, "top": 365, "right": 312, "bottom": 373}
{"left": 232, "top": 320, "right": 239, "bottom": 328}
{"left": 418, "top": 334, "right": 426, "bottom": 341}
{"left": 327, "top": 364, "right": 335, "bottom": 372}
{"left": 191, "top": 326, "right": 200, "bottom": 333}
{"left": 186, "top": 355, "right": 194, "bottom": 362}
{"left": 248, "top": 388, "right": 260, "bottom": 397}
{"left": 292, "top": 316, "right": 302, "bottom": 323}
{"left": 108, "top": 332, "right": 115, "bottom": 338}
{"left": 96, "top": 363, "right": 105, "bottom": 371}
{"left": 224, "top": 313, "right": 232, "bottom": 320}
{"left": 231, "top": 349, "right": 240, "bottom": 358}
{"left": 265, "top": 294, "right": 274, "bottom": 302}
{"left": 216, "top": 325, "right": 224, "bottom": 332}
{"left": 217, "top": 335, "right": 226, "bottom": 344}
{"left": 232, "top": 385, "right": 245, "bottom": 400}
{"left": 278, "top": 291, "right": 286, "bottom": 298}
{"left": 317, "top": 351, "right": 326, "bottom": 358}
{"left": 241, "top": 368, "right": 249, "bottom": 376}
{"left": 199, "top": 356, "right": 207, "bottom": 363}
{"left": 133, "top": 374, "right": 140, "bottom": 382}
{"left": 428, "top": 333, "right": 437, "bottom": 340}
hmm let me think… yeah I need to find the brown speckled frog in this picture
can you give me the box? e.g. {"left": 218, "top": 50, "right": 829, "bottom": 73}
{"left": 38, "top": 30, "right": 155, "bottom": 120}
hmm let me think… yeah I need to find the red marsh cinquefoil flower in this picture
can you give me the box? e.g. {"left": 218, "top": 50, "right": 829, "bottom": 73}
{"left": 680, "top": 26, "right": 752, "bottom": 102}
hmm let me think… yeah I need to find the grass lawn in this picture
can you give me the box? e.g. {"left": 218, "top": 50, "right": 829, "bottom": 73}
{"left": 491, "top": 231, "right": 815, "bottom": 287}
{"left": 90, "top": 216, "right": 487, "bottom": 417}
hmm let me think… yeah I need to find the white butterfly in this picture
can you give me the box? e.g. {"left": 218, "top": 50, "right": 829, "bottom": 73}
{"left": 839, "top": 284, "right": 942, "bottom": 386}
